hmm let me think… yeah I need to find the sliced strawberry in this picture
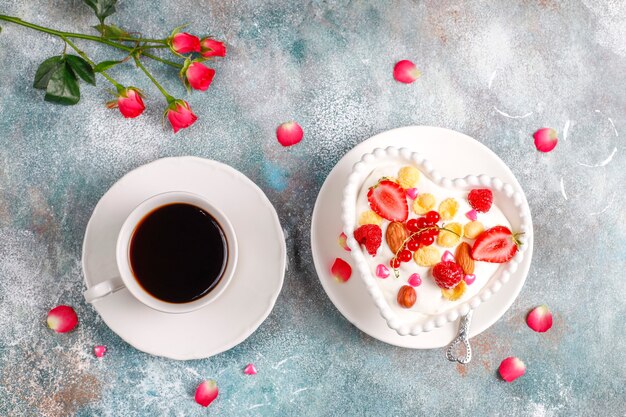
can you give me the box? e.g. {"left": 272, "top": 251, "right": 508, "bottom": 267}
{"left": 471, "top": 226, "right": 522, "bottom": 263}
{"left": 367, "top": 180, "right": 408, "bottom": 221}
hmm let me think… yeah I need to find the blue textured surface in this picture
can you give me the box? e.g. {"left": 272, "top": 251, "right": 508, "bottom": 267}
{"left": 0, "top": 1, "right": 625, "bottom": 416}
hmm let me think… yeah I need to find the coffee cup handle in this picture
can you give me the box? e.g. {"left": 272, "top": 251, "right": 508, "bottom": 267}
{"left": 84, "top": 277, "right": 126, "bottom": 303}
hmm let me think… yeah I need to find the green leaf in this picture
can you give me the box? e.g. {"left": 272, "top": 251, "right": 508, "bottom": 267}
{"left": 83, "top": 0, "right": 117, "bottom": 23}
{"left": 65, "top": 55, "right": 96, "bottom": 85}
{"left": 93, "top": 23, "right": 127, "bottom": 38}
{"left": 94, "top": 60, "right": 121, "bottom": 73}
{"left": 33, "top": 56, "right": 65, "bottom": 90}
{"left": 44, "top": 63, "right": 80, "bottom": 105}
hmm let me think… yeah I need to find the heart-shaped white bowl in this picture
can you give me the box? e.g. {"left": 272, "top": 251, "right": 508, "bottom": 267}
{"left": 341, "top": 147, "right": 532, "bottom": 336}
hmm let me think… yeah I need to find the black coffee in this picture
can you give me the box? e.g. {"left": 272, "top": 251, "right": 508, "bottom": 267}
{"left": 129, "top": 203, "right": 227, "bottom": 303}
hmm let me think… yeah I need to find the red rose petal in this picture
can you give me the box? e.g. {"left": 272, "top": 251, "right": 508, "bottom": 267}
{"left": 47, "top": 305, "right": 78, "bottom": 333}
{"left": 393, "top": 60, "right": 421, "bottom": 84}
{"left": 195, "top": 380, "right": 218, "bottom": 407}
{"left": 337, "top": 232, "right": 351, "bottom": 251}
{"left": 499, "top": 357, "right": 526, "bottom": 382}
{"left": 94, "top": 345, "right": 107, "bottom": 358}
{"left": 243, "top": 363, "right": 257, "bottom": 375}
{"left": 526, "top": 305, "right": 553, "bottom": 333}
{"left": 533, "top": 128, "right": 558, "bottom": 152}
{"left": 331, "top": 257, "right": 352, "bottom": 282}
{"left": 276, "top": 121, "right": 303, "bottom": 147}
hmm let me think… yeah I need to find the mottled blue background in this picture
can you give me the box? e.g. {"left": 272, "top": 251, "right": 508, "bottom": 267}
{"left": 0, "top": 1, "right": 625, "bottom": 416}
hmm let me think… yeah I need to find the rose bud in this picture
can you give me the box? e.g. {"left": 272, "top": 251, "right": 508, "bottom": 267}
{"left": 184, "top": 62, "right": 215, "bottom": 91}
{"left": 165, "top": 99, "right": 198, "bottom": 133}
{"left": 200, "top": 38, "right": 227, "bottom": 57}
{"left": 106, "top": 87, "right": 145, "bottom": 118}
{"left": 170, "top": 32, "right": 201, "bottom": 54}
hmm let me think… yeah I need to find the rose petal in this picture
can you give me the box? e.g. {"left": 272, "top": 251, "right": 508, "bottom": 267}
{"left": 276, "top": 121, "right": 303, "bottom": 147}
{"left": 393, "top": 60, "right": 421, "bottom": 84}
{"left": 376, "top": 264, "right": 390, "bottom": 279}
{"left": 47, "top": 305, "right": 78, "bottom": 333}
{"left": 463, "top": 274, "right": 476, "bottom": 285}
{"left": 465, "top": 209, "right": 478, "bottom": 221}
{"left": 406, "top": 188, "right": 419, "bottom": 200}
{"left": 94, "top": 345, "right": 107, "bottom": 358}
{"left": 526, "top": 305, "right": 553, "bottom": 333}
{"left": 498, "top": 357, "right": 526, "bottom": 382}
{"left": 441, "top": 250, "right": 455, "bottom": 262}
{"left": 243, "top": 363, "right": 257, "bottom": 375}
{"left": 533, "top": 128, "right": 558, "bottom": 153}
{"left": 331, "top": 258, "right": 352, "bottom": 282}
{"left": 337, "top": 232, "right": 351, "bottom": 252}
{"left": 408, "top": 273, "right": 422, "bottom": 287}
{"left": 195, "top": 380, "right": 218, "bottom": 407}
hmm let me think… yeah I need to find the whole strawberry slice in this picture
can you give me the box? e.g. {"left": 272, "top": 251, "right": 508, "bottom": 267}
{"left": 468, "top": 189, "right": 493, "bottom": 213}
{"left": 432, "top": 261, "right": 464, "bottom": 289}
{"left": 471, "top": 226, "right": 522, "bottom": 263}
{"left": 353, "top": 224, "right": 382, "bottom": 256}
{"left": 367, "top": 180, "right": 408, "bottom": 221}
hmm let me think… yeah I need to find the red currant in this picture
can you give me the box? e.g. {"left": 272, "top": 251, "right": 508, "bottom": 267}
{"left": 398, "top": 249, "right": 412, "bottom": 262}
{"left": 425, "top": 211, "right": 441, "bottom": 224}
{"left": 406, "top": 239, "right": 420, "bottom": 251}
{"left": 416, "top": 217, "right": 429, "bottom": 230}
{"left": 390, "top": 258, "right": 401, "bottom": 268}
{"left": 422, "top": 235, "right": 434, "bottom": 246}
{"left": 406, "top": 218, "right": 420, "bottom": 233}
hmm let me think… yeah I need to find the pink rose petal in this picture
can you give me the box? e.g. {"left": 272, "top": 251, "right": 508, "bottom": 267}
{"left": 195, "top": 380, "right": 218, "bottom": 407}
{"left": 47, "top": 305, "right": 78, "bottom": 333}
{"left": 526, "top": 305, "right": 553, "bottom": 333}
{"left": 406, "top": 188, "right": 419, "bottom": 199}
{"left": 94, "top": 345, "right": 107, "bottom": 358}
{"left": 464, "top": 274, "right": 476, "bottom": 285}
{"left": 276, "top": 121, "right": 303, "bottom": 147}
{"left": 337, "top": 232, "right": 351, "bottom": 252}
{"left": 331, "top": 258, "right": 352, "bottom": 282}
{"left": 499, "top": 357, "right": 526, "bottom": 382}
{"left": 408, "top": 273, "right": 422, "bottom": 287}
{"left": 376, "top": 264, "right": 390, "bottom": 279}
{"left": 441, "top": 250, "right": 455, "bottom": 263}
{"left": 243, "top": 363, "right": 257, "bottom": 375}
{"left": 533, "top": 128, "right": 558, "bottom": 153}
{"left": 393, "top": 60, "right": 421, "bottom": 84}
{"left": 465, "top": 209, "right": 478, "bottom": 221}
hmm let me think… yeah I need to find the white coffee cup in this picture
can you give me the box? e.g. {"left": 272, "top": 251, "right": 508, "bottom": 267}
{"left": 83, "top": 191, "right": 238, "bottom": 314}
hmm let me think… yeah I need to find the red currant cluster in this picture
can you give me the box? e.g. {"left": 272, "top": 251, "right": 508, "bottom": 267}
{"left": 389, "top": 210, "right": 441, "bottom": 269}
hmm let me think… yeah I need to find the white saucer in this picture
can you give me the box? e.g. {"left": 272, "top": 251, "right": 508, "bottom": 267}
{"left": 311, "top": 126, "right": 534, "bottom": 349}
{"left": 82, "top": 157, "right": 286, "bottom": 360}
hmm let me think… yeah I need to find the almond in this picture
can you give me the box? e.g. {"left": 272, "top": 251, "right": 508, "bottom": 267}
{"left": 397, "top": 285, "right": 417, "bottom": 308}
{"left": 386, "top": 221, "right": 407, "bottom": 254}
{"left": 455, "top": 242, "right": 475, "bottom": 275}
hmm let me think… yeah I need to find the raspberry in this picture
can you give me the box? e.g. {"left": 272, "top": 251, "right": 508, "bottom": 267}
{"left": 397, "top": 166, "right": 421, "bottom": 189}
{"left": 432, "top": 261, "right": 464, "bottom": 289}
{"left": 468, "top": 189, "right": 493, "bottom": 213}
{"left": 353, "top": 224, "right": 382, "bottom": 256}
{"left": 438, "top": 198, "right": 459, "bottom": 220}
